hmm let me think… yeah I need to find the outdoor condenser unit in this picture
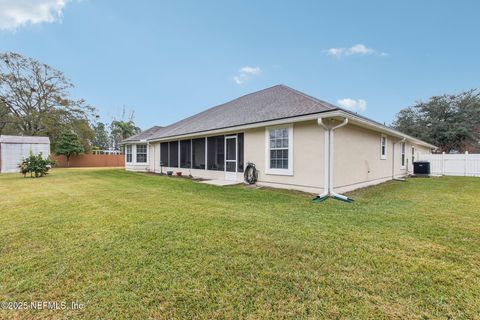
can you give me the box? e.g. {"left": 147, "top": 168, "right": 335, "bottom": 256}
{"left": 413, "top": 161, "right": 431, "bottom": 176}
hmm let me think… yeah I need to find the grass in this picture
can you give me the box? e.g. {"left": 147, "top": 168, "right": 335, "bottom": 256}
{"left": 0, "top": 169, "right": 479, "bottom": 319}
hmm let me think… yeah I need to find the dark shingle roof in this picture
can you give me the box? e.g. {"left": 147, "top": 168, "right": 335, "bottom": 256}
{"left": 148, "top": 85, "right": 338, "bottom": 140}
{"left": 123, "top": 126, "right": 164, "bottom": 142}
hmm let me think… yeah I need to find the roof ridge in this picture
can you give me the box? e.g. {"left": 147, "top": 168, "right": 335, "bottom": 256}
{"left": 277, "top": 84, "right": 339, "bottom": 110}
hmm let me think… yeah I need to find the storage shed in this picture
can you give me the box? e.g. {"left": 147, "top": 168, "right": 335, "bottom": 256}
{"left": 0, "top": 135, "right": 50, "bottom": 173}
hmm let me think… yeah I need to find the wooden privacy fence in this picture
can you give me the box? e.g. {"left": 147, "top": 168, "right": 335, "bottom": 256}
{"left": 419, "top": 152, "right": 480, "bottom": 177}
{"left": 53, "top": 154, "right": 125, "bottom": 168}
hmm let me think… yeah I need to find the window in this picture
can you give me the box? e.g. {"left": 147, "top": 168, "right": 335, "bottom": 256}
{"left": 160, "top": 142, "right": 168, "bottom": 166}
{"left": 136, "top": 144, "right": 147, "bottom": 163}
{"left": 237, "top": 133, "right": 244, "bottom": 172}
{"left": 207, "top": 136, "right": 224, "bottom": 171}
{"left": 180, "top": 140, "right": 192, "bottom": 168}
{"left": 168, "top": 141, "right": 178, "bottom": 167}
{"left": 411, "top": 146, "right": 415, "bottom": 164}
{"left": 265, "top": 125, "right": 293, "bottom": 175}
{"left": 380, "top": 135, "right": 387, "bottom": 160}
{"left": 192, "top": 138, "right": 206, "bottom": 169}
{"left": 401, "top": 142, "right": 406, "bottom": 167}
{"left": 126, "top": 145, "right": 132, "bottom": 163}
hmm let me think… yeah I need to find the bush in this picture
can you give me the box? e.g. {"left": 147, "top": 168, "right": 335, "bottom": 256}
{"left": 19, "top": 152, "right": 56, "bottom": 178}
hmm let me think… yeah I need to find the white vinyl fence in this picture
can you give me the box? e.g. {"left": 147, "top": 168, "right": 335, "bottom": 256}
{"left": 419, "top": 152, "right": 480, "bottom": 177}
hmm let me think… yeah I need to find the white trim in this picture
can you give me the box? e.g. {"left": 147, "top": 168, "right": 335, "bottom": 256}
{"left": 265, "top": 124, "right": 293, "bottom": 176}
{"left": 224, "top": 135, "right": 237, "bottom": 181}
{"left": 380, "top": 134, "right": 387, "bottom": 160}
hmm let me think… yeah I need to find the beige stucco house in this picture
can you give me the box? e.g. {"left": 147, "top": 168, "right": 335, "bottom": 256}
{"left": 122, "top": 85, "right": 435, "bottom": 200}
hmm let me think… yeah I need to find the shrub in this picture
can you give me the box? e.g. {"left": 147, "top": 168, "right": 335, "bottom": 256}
{"left": 19, "top": 152, "right": 56, "bottom": 178}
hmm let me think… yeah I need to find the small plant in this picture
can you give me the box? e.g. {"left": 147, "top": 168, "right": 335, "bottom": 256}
{"left": 19, "top": 152, "right": 56, "bottom": 178}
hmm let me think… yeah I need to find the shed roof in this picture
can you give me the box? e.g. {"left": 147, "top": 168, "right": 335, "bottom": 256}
{"left": 0, "top": 135, "right": 50, "bottom": 144}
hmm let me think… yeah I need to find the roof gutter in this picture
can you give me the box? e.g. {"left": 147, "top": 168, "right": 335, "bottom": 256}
{"left": 322, "top": 110, "right": 437, "bottom": 149}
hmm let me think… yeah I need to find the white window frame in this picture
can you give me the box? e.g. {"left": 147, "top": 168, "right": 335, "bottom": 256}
{"left": 125, "top": 145, "right": 132, "bottom": 163}
{"left": 400, "top": 141, "right": 406, "bottom": 168}
{"left": 136, "top": 144, "right": 148, "bottom": 163}
{"left": 380, "top": 134, "right": 387, "bottom": 160}
{"left": 265, "top": 124, "right": 293, "bottom": 176}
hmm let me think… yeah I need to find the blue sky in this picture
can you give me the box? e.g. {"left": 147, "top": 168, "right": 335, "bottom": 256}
{"left": 1, "top": 0, "right": 479, "bottom": 130}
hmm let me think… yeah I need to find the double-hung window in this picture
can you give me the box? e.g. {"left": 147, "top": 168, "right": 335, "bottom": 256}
{"left": 126, "top": 145, "right": 132, "bottom": 163}
{"left": 265, "top": 125, "right": 293, "bottom": 175}
{"left": 136, "top": 144, "right": 147, "bottom": 163}
{"left": 400, "top": 142, "right": 406, "bottom": 167}
{"left": 380, "top": 135, "right": 387, "bottom": 160}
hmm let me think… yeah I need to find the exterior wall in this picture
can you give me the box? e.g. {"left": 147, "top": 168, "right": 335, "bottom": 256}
{"left": 124, "top": 121, "right": 432, "bottom": 195}
{"left": 0, "top": 142, "right": 50, "bottom": 173}
{"left": 333, "top": 125, "right": 432, "bottom": 193}
{"left": 333, "top": 125, "right": 388, "bottom": 192}
{"left": 244, "top": 120, "right": 325, "bottom": 194}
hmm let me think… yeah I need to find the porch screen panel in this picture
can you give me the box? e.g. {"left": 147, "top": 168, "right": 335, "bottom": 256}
{"left": 160, "top": 142, "right": 168, "bottom": 166}
{"left": 192, "top": 138, "right": 206, "bottom": 169}
{"left": 237, "top": 133, "right": 244, "bottom": 172}
{"left": 180, "top": 140, "right": 192, "bottom": 168}
{"left": 207, "top": 136, "right": 224, "bottom": 171}
{"left": 168, "top": 141, "right": 178, "bottom": 168}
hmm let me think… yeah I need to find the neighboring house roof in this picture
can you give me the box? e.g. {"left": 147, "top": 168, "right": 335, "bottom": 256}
{"left": 0, "top": 135, "right": 50, "bottom": 144}
{"left": 122, "top": 126, "right": 164, "bottom": 143}
{"left": 123, "top": 84, "right": 436, "bottom": 148}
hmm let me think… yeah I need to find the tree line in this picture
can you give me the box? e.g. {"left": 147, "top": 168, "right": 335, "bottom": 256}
{"left": 2, "top": 52, "right": 479, "bottom": 155}
{"left": 393, "top": 90, "right": 480, "bottom": 153}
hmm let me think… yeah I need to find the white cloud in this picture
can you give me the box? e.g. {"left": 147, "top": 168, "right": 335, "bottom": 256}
{"left": 239, "top": 66, "right": 261, "bottom": 75}
{"left": 326, "top": 44, "right": 387, "bottom": 58}
{"left": 0, "top": 0, "right": 68, "bottom": 31}
{"left": 346, "top": 44, "right": 375, "bottom": 55}
{"left": 337, "top": 98, "right": 367, "bottom": 112}
{"left": 326, "top": 47, "right": 344, "bottom": 58}
{"left": 233, "top": 66, "right": 261, "bottom": 85}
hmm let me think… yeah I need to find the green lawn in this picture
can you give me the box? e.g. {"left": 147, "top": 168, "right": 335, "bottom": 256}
{"left": 0, "top": 169, "right": 479, "bottom": 319}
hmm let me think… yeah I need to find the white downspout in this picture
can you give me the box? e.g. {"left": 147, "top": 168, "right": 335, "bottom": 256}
{"left": 317, "top": 118, "right": 330, "bottom": 199}
{"left": 317, "top": 117, "right": 351, "bottom": 201}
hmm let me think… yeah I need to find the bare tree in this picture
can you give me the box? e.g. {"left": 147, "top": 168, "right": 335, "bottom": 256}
{"left": 0, "top": 52, "right": 96, "bottom": 145}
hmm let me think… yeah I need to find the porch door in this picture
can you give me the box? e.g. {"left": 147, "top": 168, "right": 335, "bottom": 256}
{"left": 225, "top": 135, "right": 237, "bottom": 181}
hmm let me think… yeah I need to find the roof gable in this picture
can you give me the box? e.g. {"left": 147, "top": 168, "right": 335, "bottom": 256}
{"left": 123, "top": 126, "right": 164, "bottom": 142}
